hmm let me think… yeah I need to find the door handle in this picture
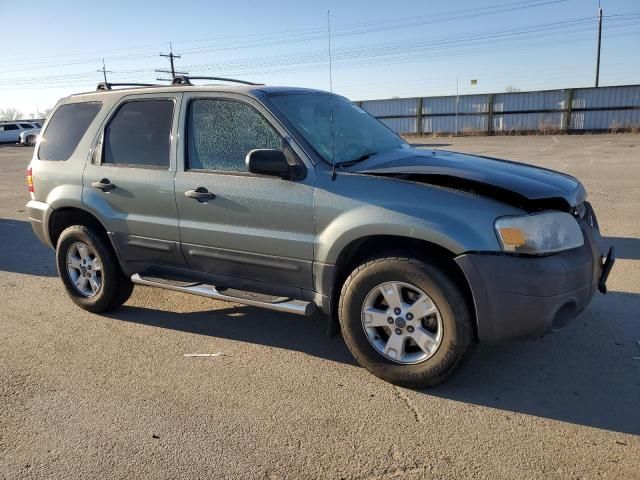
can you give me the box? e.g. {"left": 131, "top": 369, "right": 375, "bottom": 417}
{"left": 185, "top": 187, "right": 215, "bottom": 201}
{"left": 92, "top": 178, "right": 115, "bottom": 191}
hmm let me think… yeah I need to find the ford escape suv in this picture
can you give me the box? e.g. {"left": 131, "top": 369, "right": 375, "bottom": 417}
{"left": 26, "top": 77, "right": 615, "bottom": 388}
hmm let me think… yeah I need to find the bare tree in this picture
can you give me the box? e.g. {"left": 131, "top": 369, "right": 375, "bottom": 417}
{"left": 0, "top": 108, "right": 24, "bottom": 121}
{"left": 36, "top": 107, "right": 53, "bottom": 119}
{"left": 505, "top": 85, "right": 522, "bottom": 93}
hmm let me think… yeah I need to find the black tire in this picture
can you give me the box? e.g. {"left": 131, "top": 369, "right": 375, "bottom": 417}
{"left": 56, "top": 225, "right": 132, "bottom": 313}
{"left": 26, "top": 135, "right": 36, "bottom": 146}
{"left": 116, "top": 275, "right": 135, "bottom": 306}
{"left": 338, "top": 256, "right": 475, "bottom": 388}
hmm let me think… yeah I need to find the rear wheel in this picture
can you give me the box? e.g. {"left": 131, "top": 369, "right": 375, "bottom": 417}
{"left": 56, "top": 225, "right": 133, "bottom": 313}
{"left": 26, "top": 135, "right": 36, "bottom": 146}
{"left": 338, "top": 256, "right": 475, "bottom": 388}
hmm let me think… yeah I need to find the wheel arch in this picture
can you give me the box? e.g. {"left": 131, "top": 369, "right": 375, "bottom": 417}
{"left": 324, "top": 234, "right": 478, "bottom": 340}
{"left": 48, "top": 206, "right": 115, "bottom": 254}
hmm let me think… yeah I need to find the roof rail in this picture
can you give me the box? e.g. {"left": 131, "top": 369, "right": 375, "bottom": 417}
{"left": 172, "top": 75, "right": 263, "bottom": 86}
{"left": 96, "top": 82, "right": 160, "bottom": 91}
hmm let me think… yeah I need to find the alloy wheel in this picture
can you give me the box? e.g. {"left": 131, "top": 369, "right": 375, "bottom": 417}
{"left": 66, "top": 241, "right": 102, "bottom": 297}
{"left": 361, "top": 281, "right": 443, "bottom": 364}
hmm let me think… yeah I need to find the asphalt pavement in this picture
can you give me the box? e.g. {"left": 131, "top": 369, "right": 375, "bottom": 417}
{"left": 1, "top": 135, "right": 639, "bottom": 479}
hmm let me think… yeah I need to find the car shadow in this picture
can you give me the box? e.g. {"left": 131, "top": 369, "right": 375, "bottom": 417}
{"left": 603, "top": 236, "right": 640, "bottom": 260}
{"left": 106, "top": 289, "right": 640, "bottom": 435}
{"left": 105, "top": 304, "right": 356, "bottom": 366}
{"left": 427, "top": 290, "right": 640, "bottom": 435}
{"left": 0, "top": 218, "right": 56, "bottom": 276}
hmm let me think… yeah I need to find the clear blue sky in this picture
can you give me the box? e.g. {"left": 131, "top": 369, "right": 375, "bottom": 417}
{"left": 0, "top": 0, "right": 638, "bottom": 116}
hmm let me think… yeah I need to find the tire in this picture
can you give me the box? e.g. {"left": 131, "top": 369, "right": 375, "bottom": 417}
{"left": 56, "top": 225, "right": 132, "bottom": 313}
{"left": 26, "top": 135, "right": 36, "bottom": 146}
{"left": 338, "top": 256, "right": 475, "bottom": 388}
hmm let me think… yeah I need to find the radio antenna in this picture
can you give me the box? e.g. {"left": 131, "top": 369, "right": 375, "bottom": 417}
{"left": 328, "top": 10, "right": 337, "bottom": 181}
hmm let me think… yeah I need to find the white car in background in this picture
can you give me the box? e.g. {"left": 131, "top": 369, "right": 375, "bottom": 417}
{"left": 18, "top": 124, "right": 42, "bottom": 146}
{"left": 0, "top": 121, "right": 41, "bottom": 145}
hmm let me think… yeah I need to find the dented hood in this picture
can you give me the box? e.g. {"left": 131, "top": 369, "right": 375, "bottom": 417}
{"left": 346, "top": 148, "right": 586, "bottom": 209}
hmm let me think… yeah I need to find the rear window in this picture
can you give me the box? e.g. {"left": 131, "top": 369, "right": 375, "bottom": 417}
{"left": 103, "top": 99, "right": 173, "bottom": 168}
{"left": 38, "top": 102, "right": 102, "bottom": 161}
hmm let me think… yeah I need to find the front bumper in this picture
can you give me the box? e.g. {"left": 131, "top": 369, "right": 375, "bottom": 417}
{"left": 455, "top": 205, "right": 614, "bottom": 343}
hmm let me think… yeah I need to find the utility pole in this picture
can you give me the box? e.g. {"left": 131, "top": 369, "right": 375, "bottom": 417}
{"left": 97, "top": 59, "right": 112, "bottom": 83}
{"left": 156, "top": 42, "right": 188, "bottom": 82}
{"left": 455, "top": 74, "right": 459, "bottom": 136}
{"left": 595, "top": 7, "right": 603, "bottom": 87}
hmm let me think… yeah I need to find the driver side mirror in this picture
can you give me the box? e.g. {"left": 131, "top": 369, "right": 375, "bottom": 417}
{"left": 245, "top": 149, "right": 305, "bottom": 180}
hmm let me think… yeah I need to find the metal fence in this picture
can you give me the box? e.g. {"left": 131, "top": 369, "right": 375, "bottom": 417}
{"left": 357, "top": 84, "right": 640, "bottom": 135}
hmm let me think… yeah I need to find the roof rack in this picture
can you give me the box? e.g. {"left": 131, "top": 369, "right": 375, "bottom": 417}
{"left": 96, "top": 82, "right": 160, "bottom": 91}
{"left": 171, "top": 75, "right": 263, "bottom": 86}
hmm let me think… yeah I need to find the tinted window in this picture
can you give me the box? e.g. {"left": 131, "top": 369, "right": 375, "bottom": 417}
{"left": 103, "top": 100, "right": 173, "bottom": 168}
{"left": 4, "top": 124, "right": 19, "bottom": 131}
{"left": 38, "top": 102, "right": 102, "bottom": 161}
{"left": 19, "top": 123, "right": 33, "bottom": 129}
{"left": 187, "top": 99, "right": 281, "bottom": 172}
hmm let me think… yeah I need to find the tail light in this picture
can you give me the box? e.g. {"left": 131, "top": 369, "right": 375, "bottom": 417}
{"left": 27, "top": 166, "right": 34, "bottom": 196}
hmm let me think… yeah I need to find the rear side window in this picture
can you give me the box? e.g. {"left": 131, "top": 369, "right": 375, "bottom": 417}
{"left": 19, "top": 123, "right": 33, "bottom": 129}
{"left": 187, "top": 99, "right": 281, "bottom": 172}
{"left": 103, "top": 99, "right": 173, "bottom": 168}
{"left": 38, "top": 102, "right": 102, "bottom": 161}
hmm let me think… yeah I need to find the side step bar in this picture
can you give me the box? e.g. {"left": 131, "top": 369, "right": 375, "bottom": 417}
{"left": 130, "top": 274, "right": 315, "bottom": 316}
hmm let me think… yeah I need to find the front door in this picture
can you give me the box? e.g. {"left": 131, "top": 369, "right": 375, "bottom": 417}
{"left": 82, "top": 94, "right": 186, "bottom": 269}
{"left": 174, "top": 94, "right": 316, "bottom": 289}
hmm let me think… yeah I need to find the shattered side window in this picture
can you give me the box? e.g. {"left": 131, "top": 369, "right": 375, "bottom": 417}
{"left": 187, "top": 99, "right": 281, "bottom": 172}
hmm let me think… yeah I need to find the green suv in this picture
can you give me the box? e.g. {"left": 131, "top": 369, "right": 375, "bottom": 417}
{"left": 26, "top": 77, "right": 614, "bottom": 387}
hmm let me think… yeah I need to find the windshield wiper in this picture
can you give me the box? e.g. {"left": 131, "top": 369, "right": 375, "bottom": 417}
{"left": 337, "top": 153, "right": 376, "bottom": 168}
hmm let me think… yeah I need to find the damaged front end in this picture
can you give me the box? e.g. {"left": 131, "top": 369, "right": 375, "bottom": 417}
{"left": 344, "top": 148, "right": 613, "bottom": 342}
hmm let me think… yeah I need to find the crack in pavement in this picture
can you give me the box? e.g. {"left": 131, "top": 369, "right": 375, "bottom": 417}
{"left": 393, "top": 386, "right": 423, "bottom": 424}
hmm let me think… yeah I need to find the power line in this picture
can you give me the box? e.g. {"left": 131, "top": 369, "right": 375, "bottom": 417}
{"left": 3, "top": 21, "right": 637, "bottom": 90}
{"left": 2, "top": 15, "right": 638, "bottom": 89}
{"left": 0, "top": 0, "right": 570, "bottom": 74}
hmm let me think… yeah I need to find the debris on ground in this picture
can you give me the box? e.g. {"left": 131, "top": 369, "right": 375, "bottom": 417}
{"left": 183, "top": 352, "right": 223, "bottom": 357}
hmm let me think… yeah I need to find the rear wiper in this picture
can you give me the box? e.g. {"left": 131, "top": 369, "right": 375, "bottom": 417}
{"left": 337, "top": 153, "right": 376, "bottom": 168}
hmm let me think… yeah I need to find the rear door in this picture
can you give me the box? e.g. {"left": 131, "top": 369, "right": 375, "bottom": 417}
{"left": 174, "top": 92, "right": 316, "bottom": 289}
{"left": 82, "top": 93, "right": 186, "bottom": 269}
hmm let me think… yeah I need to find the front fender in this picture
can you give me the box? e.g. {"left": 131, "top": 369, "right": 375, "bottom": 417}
{"left": 316, "top": 205, "right": 499, "bottom": 265}
{"left": 314, "top": 170, "right": 522, "bottom": 265}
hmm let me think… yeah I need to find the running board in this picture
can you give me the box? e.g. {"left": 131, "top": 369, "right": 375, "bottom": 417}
{"left": 130, "top": 274, "right": 315, "bottom": 316}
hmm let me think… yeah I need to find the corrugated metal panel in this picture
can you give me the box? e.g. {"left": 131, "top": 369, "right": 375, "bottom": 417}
{"left": 572, "top": 86, "right": 640, "bottom": 109}
{"left": 423, "top": 96, "right": 456, "bottom": 114}
{"left": 360, "top": 98, "right": 418, "bottom": 117}
{"left": 493, "top": 112, "right": 564, "bottom": 132}
{"left": 571, "top": 109, "right": 640, "bottom": 130}
{"left": 423, "top": 115, "right": 487, "bottom": 134}
{"left": 360, "top": 84, "right": 640, "bottom": 135}
{"left": 493, "top": 90, "right": 566, "bottom": 112}
{"left": 423, "top": 95, "right": 489, "bottom": 114}
{"left": 379, "top": 117, "right": 417, "bottom": 134}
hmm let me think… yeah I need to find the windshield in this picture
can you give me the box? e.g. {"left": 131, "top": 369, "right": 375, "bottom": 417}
{"left": 268, "top": 92, "right": 410, "bottom": 165}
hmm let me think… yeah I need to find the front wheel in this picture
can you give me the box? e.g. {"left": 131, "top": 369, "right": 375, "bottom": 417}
{"left": 56, "top": 225, "right": 133, "bottom": 313}
{"left": 338, "top": 256, "right": 475, "bottom": 388}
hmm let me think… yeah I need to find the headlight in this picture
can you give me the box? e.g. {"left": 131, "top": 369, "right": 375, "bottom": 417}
{"left": 495, "top": 211, "right": 584, "bottom": 255}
